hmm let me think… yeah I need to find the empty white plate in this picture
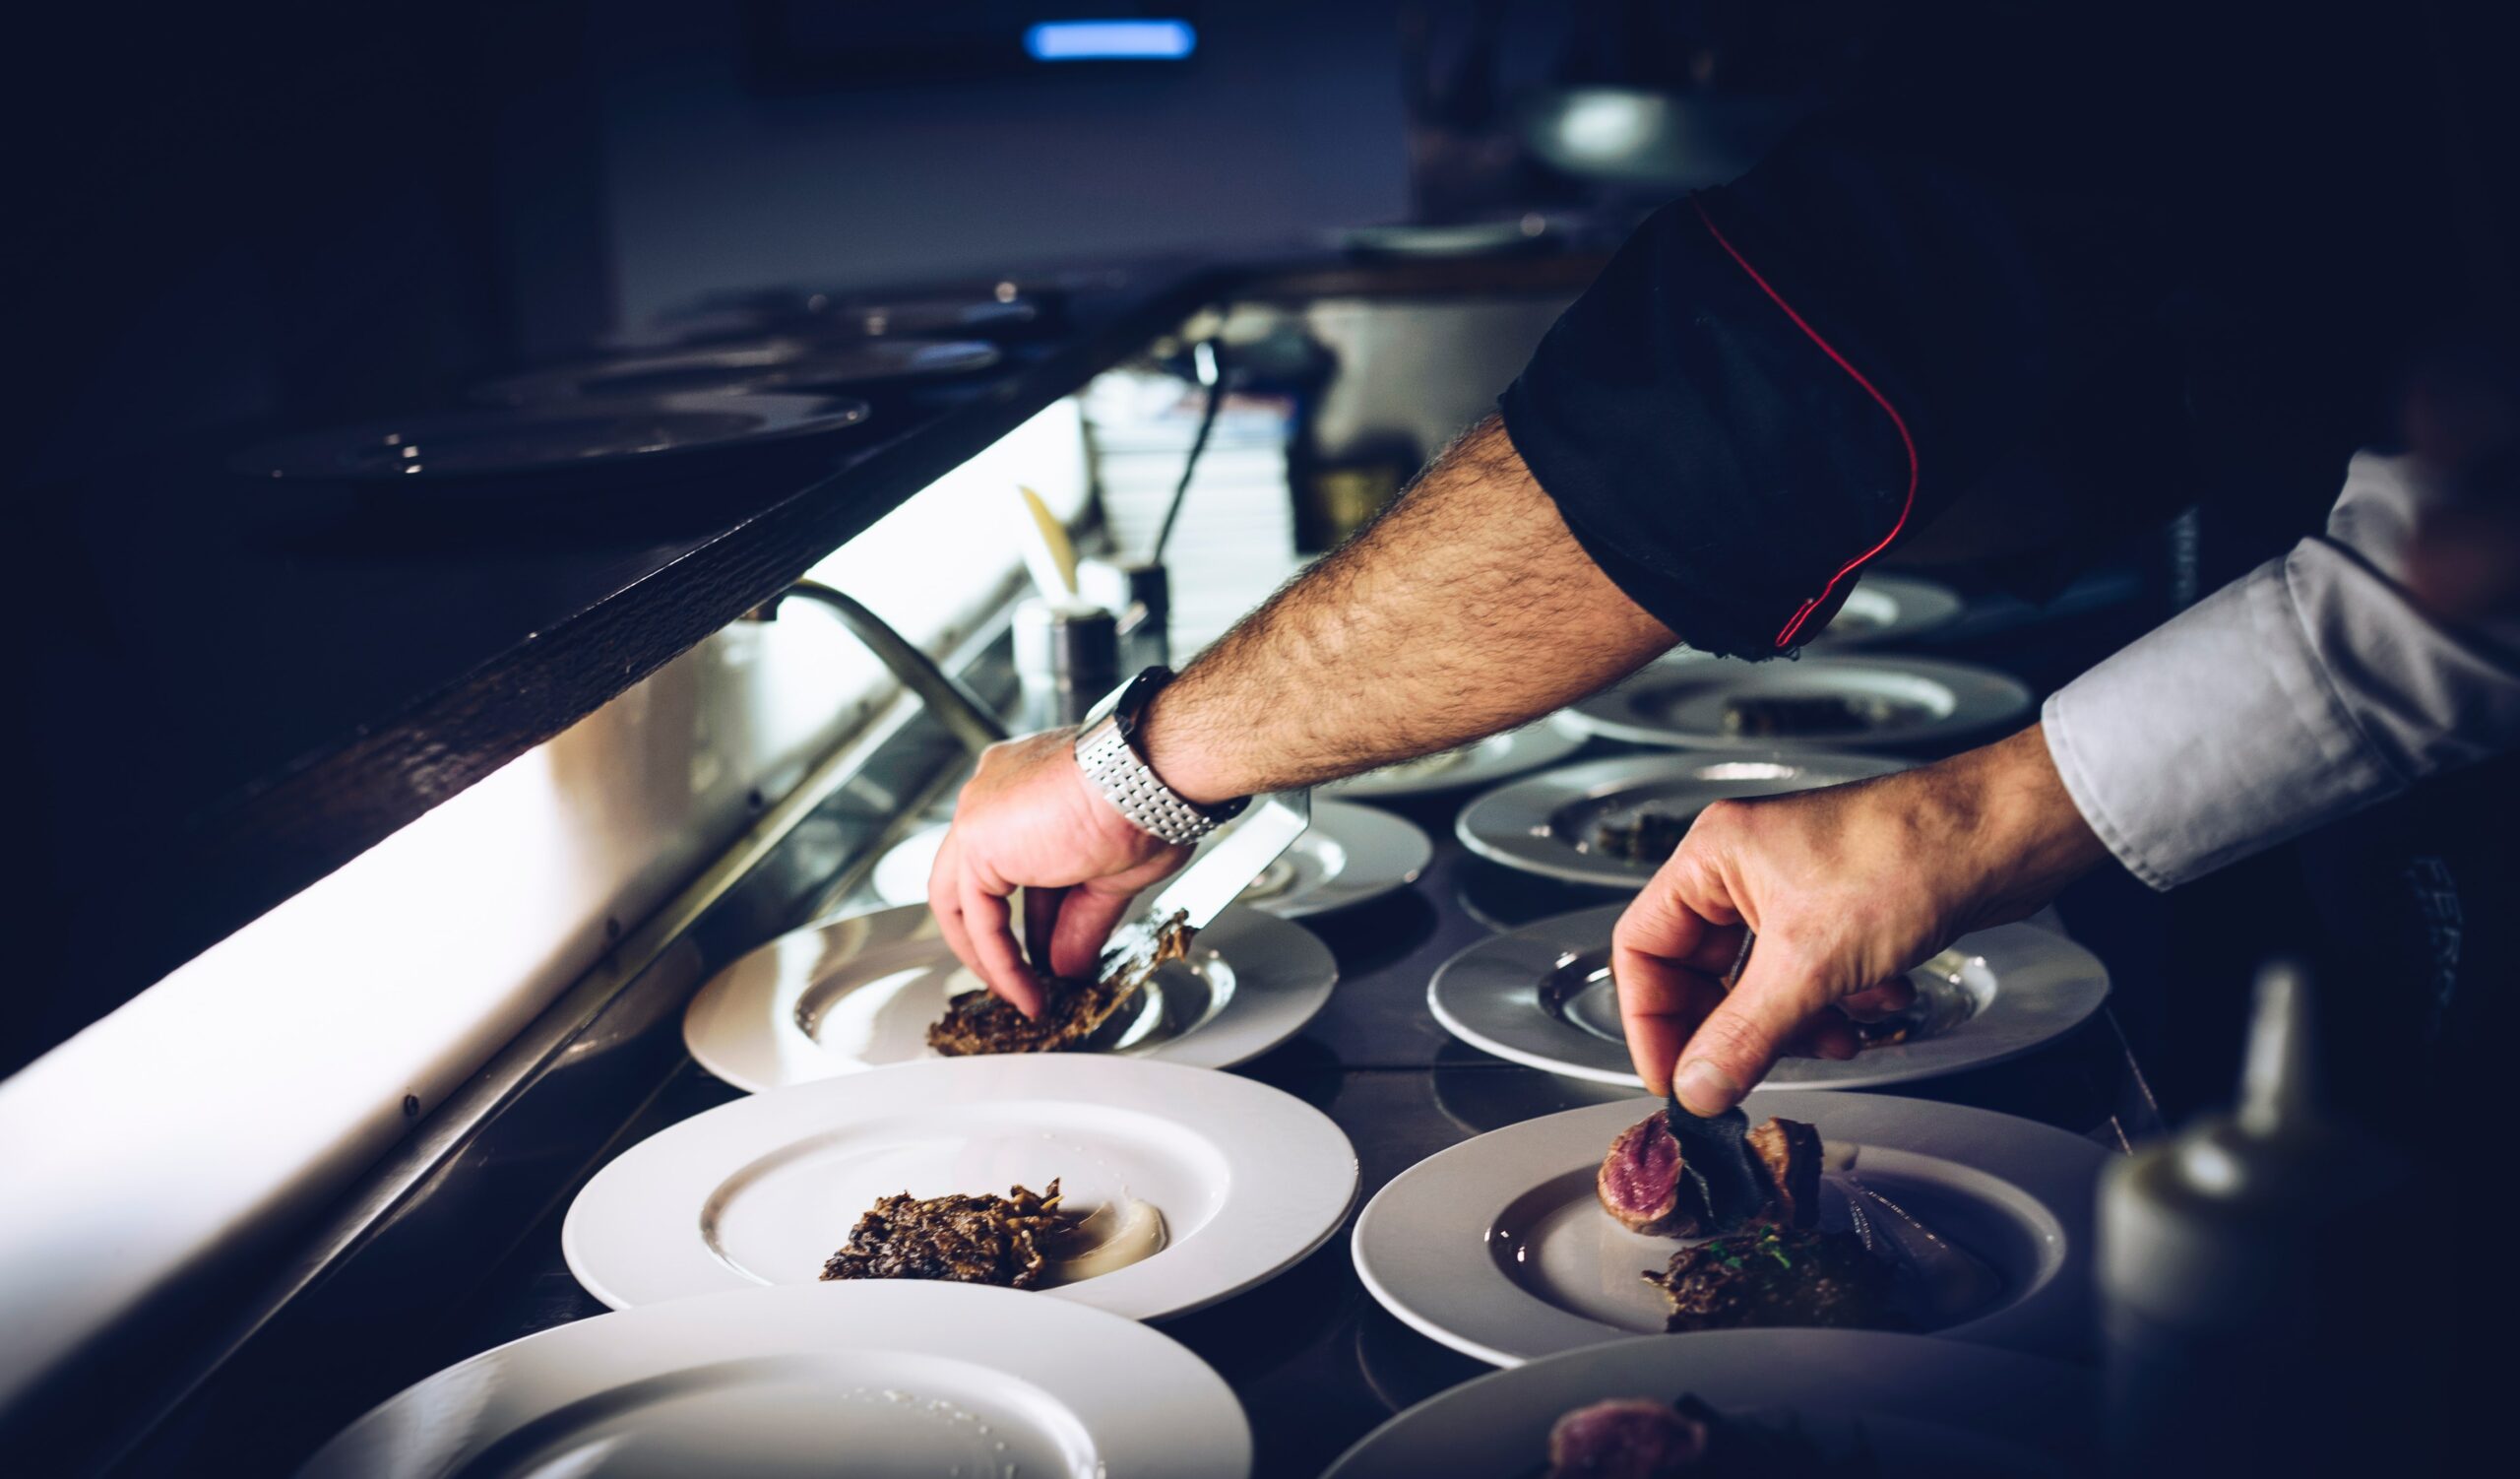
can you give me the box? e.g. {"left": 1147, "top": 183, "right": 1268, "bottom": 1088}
{"left": 1560, "top": 655, "right": 2033, "bottom": 753}
{"left": 870, "top": 802, "right": 1431, "bottom": 920}
{"left": 684, "top": 903, "right": 1336, "bottom": 1092}
{"left": 1353, "top": 1090, "right": 2101, "bottom": 1366}
{"left": 1325, "top": 1328, "right": 2083, "bottom": 1478}
{"left": 1428, "top": 908, "right": 2110, "bottom": 1090}
{"left": 1456, "top": 751, "right": 1914, "bottom": 889}
{"left": 1322, "top": 719, "right": 1588, "bottom": 800}
{"left": 297, "top": 1280, "right": 1250, "bottom": 1478}
{"left": 565, "top": 1056, "right": 1358, "bottom": 1321}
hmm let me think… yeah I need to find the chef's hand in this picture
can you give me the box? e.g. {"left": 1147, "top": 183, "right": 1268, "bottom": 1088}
{"left": 928, "top": 730, "right": 1191, "bottom": 1018}
{"left": 1614, "top": 724, "right": 2110, "bottom": 1114}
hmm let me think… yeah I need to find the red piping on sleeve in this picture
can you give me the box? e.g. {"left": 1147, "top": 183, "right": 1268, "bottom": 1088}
{"left": 1689, "top": 197, "right": 1919, "bottom": 649}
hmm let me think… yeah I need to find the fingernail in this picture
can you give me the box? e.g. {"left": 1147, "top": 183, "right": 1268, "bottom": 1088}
{"left": 1673, "top": 1059, "right": 1743, "bottom": 1115}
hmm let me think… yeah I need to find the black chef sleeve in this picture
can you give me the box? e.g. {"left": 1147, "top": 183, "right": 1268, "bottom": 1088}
{"left": 1498, "top": 10, "right": 2193, "bottom": 660}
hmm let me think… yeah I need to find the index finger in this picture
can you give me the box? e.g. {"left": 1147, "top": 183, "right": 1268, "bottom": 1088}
{"left": 1611, "top": 887, "right": 1747, "bottom": 1096}
{"left": 960, "top": 872, "right": 1043, "bottom": 1018}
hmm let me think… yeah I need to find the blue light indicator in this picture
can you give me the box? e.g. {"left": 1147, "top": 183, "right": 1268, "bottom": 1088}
{"left": 1024, "top": 20, "right": 1197, "bottom": 62}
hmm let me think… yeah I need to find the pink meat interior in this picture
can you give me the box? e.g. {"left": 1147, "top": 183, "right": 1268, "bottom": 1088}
{"left": 1547, "top": 1397, "right": 1709, "bottom": 1479}
{"left": 1603, "top": 1112, "right": 1682, "bottom": 1216}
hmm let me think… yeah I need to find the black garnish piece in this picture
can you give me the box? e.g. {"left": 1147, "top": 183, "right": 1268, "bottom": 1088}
{"left": 1664, "top": 1094, "right": 1766, "bottom": 1234}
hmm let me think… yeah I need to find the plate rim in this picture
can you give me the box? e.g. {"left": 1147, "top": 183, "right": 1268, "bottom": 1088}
{"left": 1558, "top": 654, "right": 2034, "bottom": 752}
{"left": 1803, "top": 572, "right": 1968, "bottom": 650}
{"left": 240, "top": 391, "right": 873, "bottom": 481}
{"left": 1322, "top": 718, "right": 1589, "bottom": 800}
{"left": 296, "top": 1279, "right": 1252, "bottom": 1479}
{"left": 1322, "top": 1325, "right": 2086, "bottom": 1478}
{"left": 683, "top": 901, "right": 1339, "bottom": 1092}
{"left": 1426, "top": 907, "right": 2110, "bottom": 1090}
{"left": 868, "top": 801, "right": 1429, "bottom": 921}
{"left": 474, "top": 337, "right": 1003, "bottom": 406}
{"left": 1454, "top": 750, "right": 1914, "bottom": 889}
{"left": 562, "top": 1054, "right": 1360, "bottom": 1322}
{"left": 1248, "top": 799, "right": 1433, "bottom": 918}
{"left": 1350, "top": 1089, "right": 2103, "bottom": 1368}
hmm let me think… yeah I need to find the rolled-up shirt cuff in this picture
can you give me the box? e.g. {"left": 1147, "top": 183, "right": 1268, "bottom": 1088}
{"left": 2041, "top": 557, "right": 2402, "bottom": 890}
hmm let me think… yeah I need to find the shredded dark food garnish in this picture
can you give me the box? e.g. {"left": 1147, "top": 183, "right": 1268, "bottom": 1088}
{"left": 926, "top": 912, "right": 1195, "bottom": 1056}
{"left": 819, "top": 1180, "right": 1075, "bottom": 1290}
{"left": 1646, "top": 1227, "right": 1904, "bottom": 1335}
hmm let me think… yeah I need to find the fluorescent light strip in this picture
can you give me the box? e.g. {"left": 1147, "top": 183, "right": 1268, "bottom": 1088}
{"left": 1024, "top": 20, "right": 1197, "bottom": 62}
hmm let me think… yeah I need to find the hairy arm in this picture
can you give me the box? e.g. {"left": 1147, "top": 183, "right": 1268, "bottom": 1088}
{"left": 1141, "top": 414, "right": 1675, "bottom": 803}
{"left": 928, "top": 413, "right": 1677, "bottom": 1009}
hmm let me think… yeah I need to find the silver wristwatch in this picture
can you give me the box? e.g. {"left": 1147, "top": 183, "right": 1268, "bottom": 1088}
{"left": 1073, "top": 667, "right": 1247, "bottom": 846}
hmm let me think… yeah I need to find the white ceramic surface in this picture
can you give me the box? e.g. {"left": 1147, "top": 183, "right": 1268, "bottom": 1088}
{"left": 1560, "top": 655, "right": 2033, "bottom": 753}
{"left": 1352, "top": 1090, "right": 2103, "bottom": 1366}
{"left": 565, "top": 1056, "right": 1358, "bottom": 1321}
{"left": 1802, "top": 573, "right": 1968, "bottom": 649}
{"left": 870, "top": 801, "right": 1430, "bottom": 920}
{"left": 1324, "top": 1327, "right": 2084, "bottom": 1478}
{"left": 1456, "top": 751, "right": 1913, "bottom": 888}
{"left": 1322, "top": 719, "right": 1589, "bottom": 800}
{"left": 684, "top": 903, "right": 1336, "bottom": 1092}
{"left": 297, "top": 1280, "right": 1250, "bottom": 1478}
{"left": 1429, "top": 909, "right": 2110, "bottom": 1090}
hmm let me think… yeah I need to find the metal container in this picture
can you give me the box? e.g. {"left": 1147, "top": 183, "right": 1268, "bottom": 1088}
{"left": 1011, "top": 597, "right": 1120, "bottom": 730}
{"left": 1078, "top": 557, "right": 1171, "bottom": 673}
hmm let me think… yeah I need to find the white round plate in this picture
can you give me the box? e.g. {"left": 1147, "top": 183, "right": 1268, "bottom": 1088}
{"left": 1428, "top": 908, "right": 2110, "bottom": 1090}
{"left": 1457, "top": 751, "right": 1913, "bottom": 889}
{"left": 565, "top": 1056, "right": 1359, "bottom": 1320}
{"left": 1353, "top": 1090, "right": 2101, "bottom": 1367}
{"left": 1325, "top": 1328, "right": 2083, "bottom": 1478}
{"left": 870, "top": 802, "right": 1431, "bottom": 920}
{"left": 1560, "top": 655, "right": 2033, "bottom": 753}
{"left": 1803, "top": 573, "right": 1968, "bottom": 649}
{"left": 1323, "top": 719, "right": 1589, "bottom": 800}
{"left": 684, "top": 903, "right": 1336, "bottom": 1092}
{"left": 298, "top": 1280, "right": 1250, "bottom": 1479}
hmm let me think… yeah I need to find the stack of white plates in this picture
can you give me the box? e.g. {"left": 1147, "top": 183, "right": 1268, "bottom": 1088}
{"left": 1082, "top": 368, "right": 1304, "bottom": 655}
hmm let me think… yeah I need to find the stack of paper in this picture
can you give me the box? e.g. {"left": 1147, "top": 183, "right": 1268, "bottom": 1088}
{"left": 1081, "top": 371, "right": 1309, "bottom": 658}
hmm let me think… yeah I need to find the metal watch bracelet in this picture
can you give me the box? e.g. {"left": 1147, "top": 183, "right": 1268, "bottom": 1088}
{"left": 1073, "top": 712, "right": 1227, "bottom": 846}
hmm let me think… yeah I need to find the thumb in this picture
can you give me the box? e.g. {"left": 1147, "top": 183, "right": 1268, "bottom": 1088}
{"left": 1670, "top": 940, "right": 1836, "bottom": 1116}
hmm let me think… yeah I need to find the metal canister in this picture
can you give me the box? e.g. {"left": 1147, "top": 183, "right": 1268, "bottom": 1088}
{"left": 1078, "top": 557, "right": 1171, "bottom": 674}
{"left": 1011, "top": 597, "right": 1120, "bottom": 731}
{"left": 2098, "top": 961, "right": 2406, "bottom": 1473}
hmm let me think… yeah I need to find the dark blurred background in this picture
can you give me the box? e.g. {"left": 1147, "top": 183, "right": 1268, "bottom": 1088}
{"left": 14, "top": 1, "right": 1880, "bottom": 488}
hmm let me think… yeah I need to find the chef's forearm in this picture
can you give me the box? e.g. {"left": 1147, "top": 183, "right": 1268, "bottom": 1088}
{"left": 1137, "top": 415, "right": 1674, "bottom": 804}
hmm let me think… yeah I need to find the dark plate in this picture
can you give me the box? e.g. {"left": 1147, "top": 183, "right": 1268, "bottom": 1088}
{"left": 472, "top": 338, "right": 1001, "bottom": 407}
{"left": 234, "top": 392, "right": 871, "bottom": 481}
{"left": 613, "top": 292, "right": 1044, "bottom": 351}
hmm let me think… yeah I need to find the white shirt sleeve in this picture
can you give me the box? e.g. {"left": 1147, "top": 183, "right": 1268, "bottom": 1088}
{"left": 2042, "top": 451, "right": 2520, "bottom": 891}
